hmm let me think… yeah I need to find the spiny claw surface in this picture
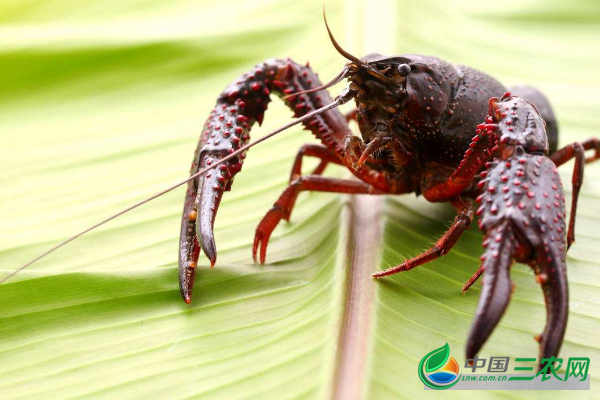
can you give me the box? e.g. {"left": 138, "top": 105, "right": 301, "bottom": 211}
{"left": 179, "top": 100, "right": 246, "bottom": 302}
{"left": 178, "top": 58, "right": 351, "bottom": 303}
{"left": 466, "top": 222, "right": 514, "bottom": 360}
{"left": 472, "top": 147, "right": 568, "bottom": 369}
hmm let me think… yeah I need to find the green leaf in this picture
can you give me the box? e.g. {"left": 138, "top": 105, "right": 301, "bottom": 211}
{"left": 1, "top": 0, "right": 599, "bottom": 399}
{"left": 425, "top": 343, "right": 449, "bottom": 373}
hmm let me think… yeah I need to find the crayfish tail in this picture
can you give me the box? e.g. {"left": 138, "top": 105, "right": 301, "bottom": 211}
{"left": 466, "top": 222, "right": 515, "bottom": 360}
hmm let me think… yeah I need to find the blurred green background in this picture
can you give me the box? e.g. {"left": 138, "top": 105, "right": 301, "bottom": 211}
{"left": 1, "top": 0, "right": 599, "bottom": 399}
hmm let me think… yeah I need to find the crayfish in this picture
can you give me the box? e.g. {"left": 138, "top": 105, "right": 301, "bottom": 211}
{"left": 8, "top": 14, "right": 599, "bottom": 369}
{"left": 177, "top": 17, "right": 600, "bottom": 366}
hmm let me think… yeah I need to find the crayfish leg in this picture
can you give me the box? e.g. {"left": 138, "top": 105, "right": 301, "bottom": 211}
{"left": 288, "top": 144, "right": 344, "bottom": 184}
{"left": 253, "top": 176, "right": 382, "bottom": 264}
{"left": 372, "top": 198, "right": 474, "bottom": 277}
{"left": 462, "top": 265, "right": 484, "bottom": 293}
{"left": 421, "top": 124, "right": 498, "bottom": 203}
{"left": 550, "top": 138, "right": 600, "bottom": 248}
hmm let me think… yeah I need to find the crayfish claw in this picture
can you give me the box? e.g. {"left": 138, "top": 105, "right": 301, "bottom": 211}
{"left": 197, "top": 216, "right": 217, "bottom": 269}
{"left": 196, "top": 156, "right": 223, "bottom": 269}
{"left": 466, "top": 223, "right": 515, "bottom": 360}
{"left": 178, "top": 98, "right": 246, "bottom": 302}
{"left": 179, "top": 188, "right": 201, "bottom": 303}
{"left": 179, "top": 57, "right": 356, "bottom": 302}
{"left": 471, "top": 95, "right": 570, "bottom": 367}
{"left": 536, "top": 246, "right": 569, "bottom": 366}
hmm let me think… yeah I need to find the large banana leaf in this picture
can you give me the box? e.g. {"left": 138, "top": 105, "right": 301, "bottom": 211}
{"left": 0, "top": 0, "right": 598, "bottom": 399}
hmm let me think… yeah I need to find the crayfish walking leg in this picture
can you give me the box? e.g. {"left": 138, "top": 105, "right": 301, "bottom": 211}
{"left": 550, "top": 138, "right": 600, "bottom": 248}
{"left": 372, "top": 198, "right": 474, "bottom": 278}
{"left": 253, "top": 176, "right": 383, "bottom": 264}
{"left": 288, "top": 144, "right": 344, "bottom": 185}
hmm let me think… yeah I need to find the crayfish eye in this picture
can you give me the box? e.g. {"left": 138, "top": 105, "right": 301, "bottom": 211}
{"left": 397, "top": 64, "right": 411, "bottom": 77}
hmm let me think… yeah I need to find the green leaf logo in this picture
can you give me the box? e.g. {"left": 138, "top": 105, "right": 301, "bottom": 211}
{"left": 425, "top": 343, "right": 449, "bottom": 373}
{"left": 418, "top": 343, "right": 460, "bottom": 390}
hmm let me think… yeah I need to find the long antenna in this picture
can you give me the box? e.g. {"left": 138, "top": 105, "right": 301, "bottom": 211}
{"left": 323, "top": 6, "right": 361, "bottom": 64}
{"left": 282, "top": 67, "right": 348, "bottom": 100}
{"left": 1, "top": 91, "right": 353, "bottom": 284}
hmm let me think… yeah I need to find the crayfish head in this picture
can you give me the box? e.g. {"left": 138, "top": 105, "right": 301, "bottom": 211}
{"left": 322, "top": 11, "right": 411, "bottom": 122}
{"left": 323, "top": 8, "right": 410, "bottom": 108}
{"left": 345, "top": 54, "right": 411, "bottom": 112}
{"left": 344, "top": 55, "right": 415, "bottom": 145}
{"left": 489, "top": 93, "right": 549, "bottom": 158}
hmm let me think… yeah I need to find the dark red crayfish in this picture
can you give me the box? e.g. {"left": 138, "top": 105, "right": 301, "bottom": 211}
{"left": 178, "top": 19, "right": 600, "bottom": 366}
{"left": 8, "top": 14, "right": 599, "bottom": 370}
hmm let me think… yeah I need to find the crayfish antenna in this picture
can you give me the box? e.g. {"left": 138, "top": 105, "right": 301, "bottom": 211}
{"left": 466, "top": 221, "right": 515, "bottom": 361}
{"left": 281, "top": 67, "right": 348, "bottom": 100}
{"left": 2, "top": 97, "right": 351, "bottom": 288}
{"left": 323, "top": 6, "right": 362, "bottom": 64}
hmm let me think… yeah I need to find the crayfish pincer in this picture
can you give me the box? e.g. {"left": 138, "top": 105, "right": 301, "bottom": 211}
{"left": 178, "top": 58, "right": 355, "bottom": 302}
{"left": 464, "top": 94, "right": 571, "bottom": 366}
